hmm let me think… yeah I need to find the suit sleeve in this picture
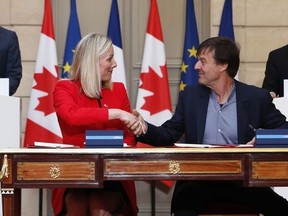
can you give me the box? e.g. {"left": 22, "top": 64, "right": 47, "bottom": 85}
{"left": 137, "top": 92, "right": 185, "bottom": 146}
{"left": 6, "top": 32, "right": 22, "bottom": 95}
{"left": 262, "top": 52, "right": 281, "bottom": 96}
{"left": 261, "top": 90, "right": 288, "bottom": 128}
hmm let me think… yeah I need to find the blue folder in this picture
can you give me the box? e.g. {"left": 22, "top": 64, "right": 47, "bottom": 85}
{"left": 85, "top": 130, "right": 123, "bottom": 148}
{"left": 255, "top": 129, "right": 288, "bottom": 148}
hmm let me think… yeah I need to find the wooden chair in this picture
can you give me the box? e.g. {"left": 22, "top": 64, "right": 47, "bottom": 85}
{"left": 198, "top": 202, "right": 260, "bottom": 216}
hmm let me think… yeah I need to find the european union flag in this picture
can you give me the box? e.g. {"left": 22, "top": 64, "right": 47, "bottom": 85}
{"left": 62, "top": 0, "right": 81, "bottom": 78}
{"left": 179, "top": 0, "right": 199, "bottom": 94}
{"left": 219, "top": 0, "right": 238, "bottom": 80}
{"left": 219, "top": 0, "right": 234, "bottom": 41}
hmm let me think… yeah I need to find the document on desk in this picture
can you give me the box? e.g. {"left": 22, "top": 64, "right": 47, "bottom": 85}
{"left": 0, "top": 78, "right": 9, "bottom": 96}
{"left": 34, "top": 142, "right": 78, "bottom": 148}
{"left": 34, "top": 142, "right": 130, "bottom": 148}
{"left": 175, "top": 143, "right": 254, "bottom": 148}
{"left": 284, "top": 79, "right": 288, "bottom": 97}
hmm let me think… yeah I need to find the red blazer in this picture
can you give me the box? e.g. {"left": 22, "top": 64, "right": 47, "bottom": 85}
{"left": 52, "top": 80, "right": 137, "bottom": 215}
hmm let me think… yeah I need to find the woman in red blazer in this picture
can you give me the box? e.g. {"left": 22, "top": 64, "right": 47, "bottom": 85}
{"left": 53, "top": 33, "right": 138, "bottom": 216}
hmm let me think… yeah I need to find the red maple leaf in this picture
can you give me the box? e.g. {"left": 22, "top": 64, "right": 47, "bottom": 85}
{"left": 33, "top": 66, "right": 58, "bottom": 116}
{"left": 139, "top": 66, "right": 171, "bottom": 115}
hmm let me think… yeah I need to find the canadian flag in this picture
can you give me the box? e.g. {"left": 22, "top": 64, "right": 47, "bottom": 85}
{"left": 136, "top": 0, "right": 173, "bottom": 187}
{"left": 136, "top": 0, "right": 172, "bottom": 126}
{"left": 23, "top": 0, "right": 62, "bottom": 147}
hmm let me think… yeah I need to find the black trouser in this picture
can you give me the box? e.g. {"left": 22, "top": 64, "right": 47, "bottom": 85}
{"left": 171, "top": 180, "right": 288, "bottom": 216}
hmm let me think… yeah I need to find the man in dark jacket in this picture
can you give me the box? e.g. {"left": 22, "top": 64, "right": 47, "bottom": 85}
{"left": 130, "top": 37, "right": 288, "bottom": 216}
{"left": 262, "top": 44, "right": 288, "bottom": 98}
{"left": 0, "top": 26, "right": 22, "bottom": 95}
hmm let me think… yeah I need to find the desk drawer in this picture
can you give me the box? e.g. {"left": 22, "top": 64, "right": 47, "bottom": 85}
{"left": 252, "top": 161, "right": 288, "bottom": 180}
{"left": 104, "top": 159, "right": 242, "bottom": 179}
{"left": 17, "top": 161, "right": 95, "bottom": 181}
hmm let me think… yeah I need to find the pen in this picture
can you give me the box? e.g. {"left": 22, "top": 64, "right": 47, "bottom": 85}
{"left": 249, "top": 124, "right": 256, "bottom": 135}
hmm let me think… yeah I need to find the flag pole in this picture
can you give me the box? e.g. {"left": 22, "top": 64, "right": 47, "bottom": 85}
{"left": 39, "top": 189, "right": 43, "bottom": 216}
{"left": 151, "top": 181, "right": 156, "bottom": 216}
{"left": 136, "top": 0, "right": 174, "bottom": 213}
{"left": 23, "top": 0, "right": 62, "bottom": 214}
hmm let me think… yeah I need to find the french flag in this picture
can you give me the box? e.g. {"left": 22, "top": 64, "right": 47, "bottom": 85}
{"left": 107, "top": 0, "right": 127, "bottom": 88}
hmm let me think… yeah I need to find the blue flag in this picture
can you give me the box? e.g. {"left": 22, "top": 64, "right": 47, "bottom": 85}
{"left": 219, "top": 0, "right": 238, "bottom": 79}
{"left": 219, "top": 0, "right": 234, "bottom": 41}
{"left": 179, "top": 0, "right": 199, "bottom": 94}
{"left": 107, "top": 0, "right": 127, "bottom": 88}
{"left": 62, "top": 0, "right": 81, "bottom": 78}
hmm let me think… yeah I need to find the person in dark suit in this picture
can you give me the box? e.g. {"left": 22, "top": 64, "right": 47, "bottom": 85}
{"left": 262, "top": 44, "right": 288, "bottom": 98}
{"left": 0, "top": 26, "right": 22, "bottom": 95}
{"left": 129, "top": 37, "right": 288, "bottom": 216}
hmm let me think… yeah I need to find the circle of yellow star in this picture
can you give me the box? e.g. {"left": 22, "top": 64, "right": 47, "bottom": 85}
{"left": 188, "top": 46, "right": 197, "bottom": 58}
{"left": 63, "top": 62, "right": 71, "bottom": 73}
{"left": 179, "top": 81, "right": 187, "bottom": 91}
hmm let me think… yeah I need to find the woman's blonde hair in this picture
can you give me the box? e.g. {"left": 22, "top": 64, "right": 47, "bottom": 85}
{"left": 71, "top": 33, "right": 113, "bottom": 98}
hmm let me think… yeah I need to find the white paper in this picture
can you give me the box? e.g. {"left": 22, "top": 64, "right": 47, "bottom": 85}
{"left": 35, "top": 142, "right": 130, "bottom": 148}
{"left": 273, "top": 97, "right": 288, "bottom": 118}
{"left": 0, "top": 78, "right": 9, "bottom": 96}
{"left": 0, "top": 96, "right": 20, "bottom": 148}
{"left": 284, "top": 79, "right": 288, "bottom": 98}
{"left": 34, "top": 142, "right": 76, "bottom": 148}
{"left": 174, "top": 143, "right": 253, "bottom": 148}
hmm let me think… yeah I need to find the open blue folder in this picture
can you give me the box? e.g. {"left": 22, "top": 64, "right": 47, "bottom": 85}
{"left": 85, "top": 130, "right": 123, "bottom": 148}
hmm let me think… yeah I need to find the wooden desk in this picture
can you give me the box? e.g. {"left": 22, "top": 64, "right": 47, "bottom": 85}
{"left": 1, "top": 147, "right": 288, "bottom": 216}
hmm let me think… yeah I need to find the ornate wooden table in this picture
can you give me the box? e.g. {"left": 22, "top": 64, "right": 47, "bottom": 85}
{"left": 1, "top": 147, "right": 288, "bottom": 215}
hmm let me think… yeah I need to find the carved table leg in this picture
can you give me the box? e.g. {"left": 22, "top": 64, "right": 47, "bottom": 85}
{"left": 2, "top": 188, "right": 21, "bottom": 216}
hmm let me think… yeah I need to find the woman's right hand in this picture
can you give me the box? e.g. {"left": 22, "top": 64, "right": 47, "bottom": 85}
{"left": 126, "top": 109, "right": 147, "bottom": 137}
{"left": 108, "top": 108, "right": 135, "bottom": 121}
{"left": 119, "top": 110, "right": 138, "bottom": 123}
{"left": 108, "top": 109, "right": 145, "bottom": 136}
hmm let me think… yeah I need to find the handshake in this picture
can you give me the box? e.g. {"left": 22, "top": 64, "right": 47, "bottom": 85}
{"left": 119, "top": 109, "right": 147, "bottom": 137}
